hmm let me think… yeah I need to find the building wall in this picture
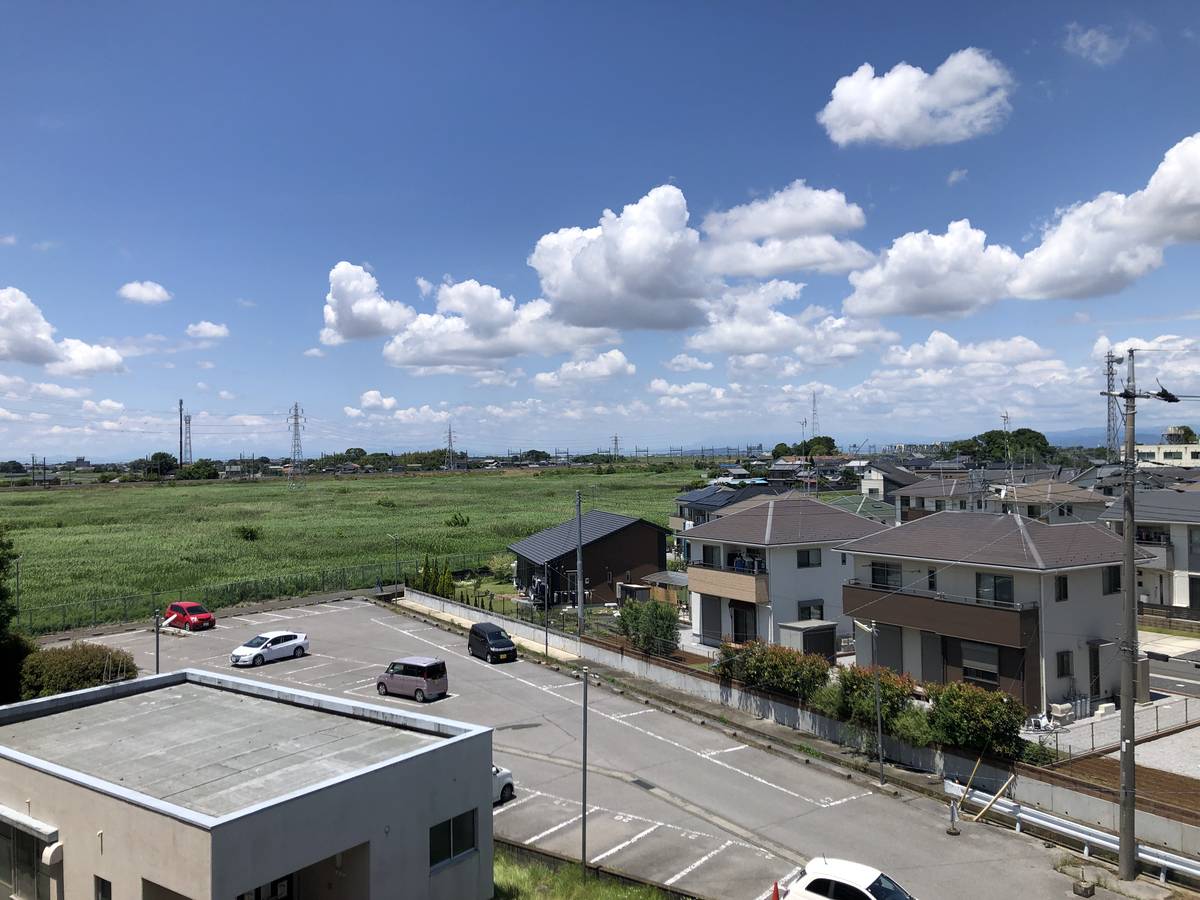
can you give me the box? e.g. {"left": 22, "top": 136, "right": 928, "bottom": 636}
{"left": 764, "top": 543, "right": 855, "bottom": 638}
{"left": 1130, "top": 442, "right": 1200, "bottom": 468}
{"left": 547, "top": 521, "right": 667, "bottom": 605}
{"left": 1039, "top": 569, "right": 1123, "bottom": 705}
{"left": 0, "top": 760, "right": 212, "bottom": 900}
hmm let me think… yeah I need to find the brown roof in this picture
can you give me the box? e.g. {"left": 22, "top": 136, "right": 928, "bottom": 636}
{"left": 713, "top": 489, "right": 804, "bottom": 518}
{"left": 837, "top": 511, "right": 1150, "bottom": 570}
{"left": 683, "top": 497, "right": 886, "bottom": 546}
{"left": 993, "top": 480, "right": 1108, "bottom": 505}
{"left": 892, "top": 478, "right": 979, "bottom": 499}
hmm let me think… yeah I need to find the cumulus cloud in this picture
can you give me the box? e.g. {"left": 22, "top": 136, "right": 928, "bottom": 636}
{"left": 947, "top": 168, "right": 968, "bottom": 186}
{"left": 217, "top": 390, "right": 236, "bottom": 400}
{"left": 360, "top": 390, "right": 398, "bottom": 410}
{"left": 664, "top": 353, "right": 713, "bottom": 372}
{"left": 343, "top": 406, "right": 364, "bottom": 418}
{"left": 118, "top": 280, "right": 172, "bottom": 304}
{"left": 817, "top": 48, "right": 1013, "bottom": 148}
{"left": 303, "top": 347, "right": 325, "bottom": 358}
{"left": 393, "top": 404, "right": 451, "bottom": 424}
{"left": 320, "top": 262, "right": 416, "bottom": 345}
{"left": 0, "top": 235, "right": 16, "bottom": 246}
{"left": 197, "top": 360, "right": 215, "bottom": 369}
{"left": 45, "top": 337, "right": 123, "bottom": 377}
{"left": 0, "top": 287, "right": 125, "bottom": 376}
{"left": 532, "top": 349, "right": 636, "bottom": 389}
{"left": 883, "top": 331, "right": 1052, "bottom": 368}
{"left": 702, "top": 180, "right": 866, "bottom": 242}
{"left": 82, "top": 399, "right": 125, "bottom": 415}
{"left": 416, "top": 276, "right": 434, "bottom": 298}
{"left": 1063, "top": 23, "right": 1133, "bottom": 66}
{"left": 185, "top": 321, "right": 229, "bottom": 339}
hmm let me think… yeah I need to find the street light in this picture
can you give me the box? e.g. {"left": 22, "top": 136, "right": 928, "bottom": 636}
{"left": 854, "top": 619, "right": 885, "bottom": 787}
{"left": 581, "top": 665, "right": 589, "bottom": 877}
{"left": 386, "top": 533, "right": 400, "bottom": 591}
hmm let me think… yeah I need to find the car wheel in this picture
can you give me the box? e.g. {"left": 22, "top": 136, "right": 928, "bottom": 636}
{"left": 293, "top": 646, "right": 305, "bottom": 658}
{"left": 252, "top": 654, "right": 264, "bottom": 667}
{"left": 467, "top": 644, "right": 474, "bottom": 658}
{"left": 377, "top": 683, "right": 388, "bottom": 696}
{"left": 486, "top": 652, "right": 494, "bottom": 664}
{"left": 184, "top": 621, "right": 192, "bottom": 632}
{"left": 414, "top": 688, "right": 426, "bottom": 703}
{"left": 500, "top": 783, "right": 515, "bottom": 803}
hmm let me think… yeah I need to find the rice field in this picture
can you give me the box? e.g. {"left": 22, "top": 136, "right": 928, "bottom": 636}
{"left": 1, "top": 468, "right": 691, "bottom": 629}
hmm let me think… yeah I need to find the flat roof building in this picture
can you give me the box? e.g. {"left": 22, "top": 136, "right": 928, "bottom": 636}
{"left": 0, "top": 670, "right": 494, "bottom": 900}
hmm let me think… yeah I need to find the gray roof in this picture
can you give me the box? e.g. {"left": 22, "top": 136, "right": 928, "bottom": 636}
{"left": 838, "top": 511, "right": 1150, "bottom": 570}
{"left": 508, "top": 509, "right": 666, "bottom": 565}
{"left": 893, "top": 478, "right": 979, "bottom": 499}
{"left": 683, "top": 497, "right": 886, "bottom": 546}
{"left": 821, "top": 494, "right": 897, "bottom": 520}
{"left": 866, "top": 462, "right": 922, "bottom": 486}
{"left": 1099, "top": 489, "right": 1200, "bottom": 525}
{"left": 643, "top": 570, "right": 688, "bottom": 587}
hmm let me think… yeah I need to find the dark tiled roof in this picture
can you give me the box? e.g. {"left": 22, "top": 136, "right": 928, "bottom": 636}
{"left": 678, "top": 482, "right": 783, "bottom": 512}
{"left": 508, "top": 510, "right": 666, "bottom": 565}
{"left": 867, "top": 462, "right": 922, "bottom": 486}
{"left": 683, "top": 498, "right": 886, "bottom": 546}
{"left": 837, "top": 511, "right": 1150, "bottom": 570}
{"left": 892, "top": 478, "right": 978, "bottom": 499}
{"left": 1099, "top": 489, "right": 1200, "bottom": 525}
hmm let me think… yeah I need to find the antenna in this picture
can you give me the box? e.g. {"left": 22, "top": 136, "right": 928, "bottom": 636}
{"left": 811, "top": 391, "right": 820, "bottom": 439}
{"left": 1105, "top": 351, "right": 1124, "bottom": 462}
{"left": 287, "top": 402, "right": 306, "bottom": 489}
{"left": 182, "top": 414, "right": 193, "bottom": 465}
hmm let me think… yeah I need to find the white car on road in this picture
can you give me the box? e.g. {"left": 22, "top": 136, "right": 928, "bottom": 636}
{"left": 784, "top": 858, "right": 915, "bottom": 900}
{"left": 230, "top": 631, "right": 309, "bottom": 667}
{"left": 492, "top": 765, "right": 514, "bottom": 805}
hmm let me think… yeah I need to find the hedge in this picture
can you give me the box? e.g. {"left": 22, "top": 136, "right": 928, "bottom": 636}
{"left": 20, "top": 642, "right": 139, "bottom": 700}
{"left": 618, "top": 600, "right": 680, "bottom": 656}
{"left": 714, "top": 641, "right": 830, "bottom": 704}
{"left": 927, "top": 681, "right": 1027, "bottom": 760}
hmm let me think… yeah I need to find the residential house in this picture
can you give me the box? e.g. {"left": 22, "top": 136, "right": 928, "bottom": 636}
{"left": 858, "top": 461, "right": 922, "bottom": 502}
{"left": 1099, "top": 489, "right": 1200, "bottom": 608}
{"left": 838, "top": 512, "right": 1148, "bottom": 711}
{"left": 509, "top": 510, "right": 669, "bottom": 605}
{"left": 670, "top": 483, "right": 782, "bottom": 532}
{"left": 711, "top": 489, "right": 896, "bottom": 527}
{"left": 891, "top": 477, "right": 984, "bottom": 522}
{"left": 985, "top": 481, "right": 1109, "bottom": 523}
{"left": 683, "top": 497, "right": 886, "bottom": 645}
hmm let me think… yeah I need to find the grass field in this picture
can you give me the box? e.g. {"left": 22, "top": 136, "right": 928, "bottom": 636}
{"left": 2, "top": 469, "right": 694, "bottom": 628}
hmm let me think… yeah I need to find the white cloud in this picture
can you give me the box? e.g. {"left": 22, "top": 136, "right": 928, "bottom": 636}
{"left": 118, "top": 280, "right": 172, "bottom": 304}
{"left": 236, "top": 298, "right": 256, "bottom": 308}
{"left": 217, "top": 390, "right": 236, "bottom": 400}
{"left": 883, "top": 330, "right": 1052, "bottom": 368}
{"left": 665, "top": 353, "right": 713, "bottom": 372}
{"left": 817, "top": 48, "right": 1013, "bottom": 148}
{"left": 82, "top": 399, "right": 125, "bottom": 415}
{"left": 1063, "top": 23, "right": 1129, "bottom": 66}
{"left": 532, "top": 349, "right": 636, "bottom": 389}
{"left": 31, "top": 381, "right": 90, "bottom": 399}
{"left": 197, "top": 360, "right": 215, "bottom": 369}
{"left": 702, "top": 234, "right": 874, "bottom": 278}
{"left": 303, "top": 347, "right": 325, "bottom": 358}
{"left": 185, "top": 321, "right": 229, "bottom": 339}
{"left": 393, "top": 404, "right": 451, "bottom": 424}
{"left": 343, "top": 406, "right": 364, "bottom": 418}
{"left": 947, "top": 168, "right": 968, "bottom": 186}
{"left": 701, "top": 180, "right": 866, "bottom": 242}
{"left": 31, "top": 241, "right": 57, "bottom": 252}
{"left": 0, "top": 407, "right": 19, "bottom": 420}
{"left": 528, "top": 185, "right": 713, "bottom": 329}
{"left": 196, "top": 381, "right": 209, "bottom": 391}
{"left": 0, "top": 235, "right": 16, "bottom": 246}
{"left": 360, "top": 390, "right": 398, "bottom": 410}
{"left": 416, "top": 276, "right": 434, "bottom": 297}
{"left": 0, "top": 288, "right": 125, "bottom": 376}
{"left": 320, "top": 262, "right": 415, "bottom": 345}
{"left": 844, "top": 219, "right": 1020, "bottom": 317}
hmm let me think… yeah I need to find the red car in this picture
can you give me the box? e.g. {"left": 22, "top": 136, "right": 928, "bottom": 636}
{"left": 165, "top": 601, "right": 216, "bottom": 631}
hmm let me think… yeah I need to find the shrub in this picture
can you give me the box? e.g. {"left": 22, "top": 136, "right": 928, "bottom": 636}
{"left": 444, "top": 512, "right": 470, "bottom": 528}
{"left": 927, "top": 681, "right": 1027, "bottom": 760}
{"left": 836, "top": 665, "right": 915, "bottom": 731}
{"left": 234, "top": 524, "right": 260, "bottom": 541}
{"left": 487, "top": 553, "right": 513, "bottom": 578}
{"left": 713, "top": 641, "right": 830, "bottom": 704}
{"left": 889, "top": 705, "right": 933, "bottom": 747}
{"left": 0, "top": 633, "right": 37, "bottom": 704}
{"left": 1021, "top": 739, "right": 1057, "bottom": 766}
{"left": 21, "top": 642, "right": 138, "bottom": 700}
{"left": 376, "top": 497, "right": 396, "bottom": 509}
{"left": 810, "top": 681, "right": 843, "bottom": 718}
{"left": 617, "top": 600, "right": 680, "bottom": 656}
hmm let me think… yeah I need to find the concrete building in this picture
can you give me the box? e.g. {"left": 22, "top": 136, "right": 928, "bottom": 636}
{"left": 1099, "top": 489, "right": 1200, "bottom": 608}
{"left": 1127, "top": 426, "right": 1200, "bottom": 469}
{"left": 683, "top": 497, "right": 886, "bottom": 644}
{"left": 0, "top": 670, "right": 494, "bottom": 900}
{"left": 838, "top": 512, "right": 1150, "bottom": 712}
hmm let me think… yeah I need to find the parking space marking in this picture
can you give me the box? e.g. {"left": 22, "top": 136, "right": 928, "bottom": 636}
{"left": 1151, "top": 672, "right": 1200, "bottom": 687}
{"left": 664, "top": 840, "right": 733, "bottom": 886}
{"left": 256, "top": 611, "right": 293, "bottom": 620}
{"left": 754, "top": 866, "right": 803, "bottom": 900}
{"left": 492, "top": 791, "right": 542, "bottom": 816}
{"left": 611, "top": 709, "right": 653, "bottom": 719}
{"left": 545, "top": 681, "right": 583, "bottom": 690}
{"left": 282, "top": 661, "right": 334, "bottom": 676}
{"left": 227, "top": 616, "right": 268, "bottom": 625}
{"left": 344, "top": 684, "right": 461, "bottom": 706}
{"left": 524, "top": 807, "right": 597, "bottom": 845}
{"left": 589, "top": 823, "right": 660, "bottom": 864}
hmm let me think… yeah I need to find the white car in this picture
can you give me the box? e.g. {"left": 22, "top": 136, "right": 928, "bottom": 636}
{"left": 492, "top": 764, "right": 515, "bottom": 805}
{"left": 785, "top": 858, "right": 916, "bottom": 900}
{"left": 230, "top": 631, "right": 309, "bottom": 667}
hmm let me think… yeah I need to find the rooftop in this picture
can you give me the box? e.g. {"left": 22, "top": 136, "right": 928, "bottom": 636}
{"left": 892, "top": 477, "right": 978, "bottom": 499}
{"left": 0, "top": 671, "right": 473, "bottom": 824}
{"left": 992, "top": 480, "right": 1107, "bottom": 504}
{"left": 838, "top": 511, "right": 1151, "bottom": 571}
{"left": 507, "top": 508, "right": 667, "bottom": 565}
{"left": 684, "top": 497, "right": 886, "bottom": 546}
{"left": 1099, "top": 489, "right": 1200, "bottom": 525}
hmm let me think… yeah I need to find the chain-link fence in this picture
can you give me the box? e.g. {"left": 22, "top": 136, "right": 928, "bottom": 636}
{"left": 16, "top": 552, "right": 493, "bottom": 635}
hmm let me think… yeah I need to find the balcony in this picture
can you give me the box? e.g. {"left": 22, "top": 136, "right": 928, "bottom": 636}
{"left": 668, "top": 515, "right": 686, "bottom": 532}
{"left": 842, "top": 579, "right": 1039, "bottom": 648}
{"left": 687, "top": 561, "right": 769, "bottom": 604}
{"left": 1136, "top": 539, "right": 1174, "bottom": 571}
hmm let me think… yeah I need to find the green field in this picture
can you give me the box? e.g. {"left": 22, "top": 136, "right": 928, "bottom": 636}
{"left": 2, "top": 469, "right": 692, "bottom": 630}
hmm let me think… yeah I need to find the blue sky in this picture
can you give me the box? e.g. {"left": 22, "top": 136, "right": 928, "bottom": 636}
{"left": 2, "top": 2, "right": 1200, "bottom": 460}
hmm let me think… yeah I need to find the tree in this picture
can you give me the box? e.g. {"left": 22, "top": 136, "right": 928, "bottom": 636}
{"left": 521, "top": 449, "right": 552, "bottom": 462}
{"left": 149, "top": 451, "right": 179, "bottom": 474}
{"left": 805, "top": 435, "right": 838, "bottom": 456}
{"left": 0, "top": 525, "right": 34, "bottom": 704}
{"left": 772, "top": 442, "right": 792, "bottom": 459}
{"left": 927, "top": 681, "right": 1027, "bottom": 759}
{"left": 1175, "top": 425, "right": 1198, "bottom": 444}
{"left": 0, "top": 461, "right": 25, "bottom": 474}
{"left": 179, "top": 459, "right": 220, "bottom": 480}
{"left": 345, "top": 447, "right": 366, "bottom": 460}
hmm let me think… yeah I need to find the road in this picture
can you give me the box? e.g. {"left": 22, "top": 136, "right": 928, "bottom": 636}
{"left": 84, "top": 598, "right": 1086, "bottom": 899}
{"left": 1149, "top": 655, "right": 1200, "bottom": 699}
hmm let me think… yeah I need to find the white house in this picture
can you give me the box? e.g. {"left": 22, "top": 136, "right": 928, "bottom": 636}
{"left": 1099, "top": 489, "right": 1200, "bottom": 608}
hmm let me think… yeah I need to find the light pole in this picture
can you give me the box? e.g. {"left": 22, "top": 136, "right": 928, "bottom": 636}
{"left": 576, "top": 490, "right": 584, "bottom": 638}
{"left": 13, "top": 556, "right": 20, "bottom": 612}
{"left": 581, "top": 665, "right": 589, "bottom": 877}
{"left": 154, "top": 608, "right": 161, "bottom": 674}
{"left": 386, "top": 533, "right": 400, "bottom": 590}
{"left": 1102, "top": 348, "right": 1178, "bottom": 881}
{"left": 855, "top": 618, "right": 885, "bottom": 786}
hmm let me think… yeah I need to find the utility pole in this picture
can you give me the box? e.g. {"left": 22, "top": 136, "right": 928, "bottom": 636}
{"left": 855, "top": 619, "right": 885, "bottom": 786}
{"left": 446, "top": 422, "right": 457, "bottom": 471}
{"left": 576, "top": 490, "right": 585, "bottom": 637}
{"left": 386, "top": 533, "right": 401, "bottom": 590}
{"left": 581, "top": 665, "right": 590, "bottom": 878}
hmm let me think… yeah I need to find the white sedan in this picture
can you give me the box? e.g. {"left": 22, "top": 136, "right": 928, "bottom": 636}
{"left": 492, "top": 765, "right": 514, "bottom": 805}
{"left": 230, "top": 631, "right": 309, "bottom": 667}
{"left": 785, "top": 858, "right": 915, "bottom": 900}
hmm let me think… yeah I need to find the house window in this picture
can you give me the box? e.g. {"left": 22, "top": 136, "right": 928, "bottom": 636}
{"left": 975, "top": 572, "right": 1014, "bottom": 605}
{"left": 1164, "top": 451, "right": 1183, "bottom": 460}
{"left": 1058, "top": 504, "right": 1073, "bottom": 518}
{"left": 927, "top": 568, "right": 938, "bottom": 592}
{"left": 975, "top": 499, "right": 984, "bottom": 509}
{"left": 796, "top": 548, "right": 822, "bottom": 568}
{"left": 1192, "top": 452, "right": 1200, "bottom": 460}
{"left": 934, "top": 500, "right": 946, "bottom": 512}
{"left": 840, "top": 552, "right": 847, "bottom": 566}
{"left": 870, "top": 561, "right": 902, "bottom": 590}
{"left": 1103, "top": 566, "right": 1122, "bottom": 595}
{"left": 1027, "top": 504, "right": 1041, "bottom": 519}
{"left": 958, "top": 500, "right": 967, "bottom": 510}
{"left": 961, "top": 641, "right": 1000, "bottom": 688}
{"left": 701, "top": 544, "right": 717, "bottom": 567}
{"left": 1055, "top": 575, "right": 1069, "bottom": 602}
{"left": 430, "top": 809, "right": 477, "bottom": 867}
{"left": 1057, "top": 651, "right": 1074, "bottom": 678}
{"left": 96, "top": 877, "right": 113, "bottom": 900}
{"left": 798, "top": 601, "right": 824, "bottom": 621}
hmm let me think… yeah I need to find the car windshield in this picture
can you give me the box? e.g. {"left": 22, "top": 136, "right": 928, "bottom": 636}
{"left": 243, "top": 636, "right": 269, "bottom": 648}
{"left": 869, "top": 874, "right": 915, "bottom": 900}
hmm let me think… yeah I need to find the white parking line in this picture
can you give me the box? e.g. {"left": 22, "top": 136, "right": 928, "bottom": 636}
{"left": 545, "top": 681, "right": 583, "bottom": 690}
{"left": 589, "top": 823, "right": 660, "bottom": 864}
{"left": 256, "top": 611, "right": 293, "bottom": 620}
{"left": 524, "top": 808, "right": 597, "bottom": 845}
{"left": 1150, "top": 672, "right": 1200, "bottom": 687}
{"left": 755, "top": 866, "right": 803, "bottom": 900}
{"left": 664, "top": 840, "right": 733, "bottom": 886}
{"left": 283, "top": 661, "right": 334, "bottom": 676}
{"left": 227, "top": 616, "right": 265, "bottom": 625}
{"left": 702, "top": 744, "right": 746, "bottom": 757}
{"left": 492, "top": 790, "right": 541, "bottom": 815}
{"left": 611, "top": 709, "right": 654, "bottom": 719}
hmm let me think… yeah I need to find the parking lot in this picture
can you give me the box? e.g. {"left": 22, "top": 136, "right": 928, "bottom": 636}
{"left": 83, "top": 597, "right": 1081, "bottom": 899}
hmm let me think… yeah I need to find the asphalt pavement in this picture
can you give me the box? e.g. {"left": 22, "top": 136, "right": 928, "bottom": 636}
{"left": 80, "top": 597, "right": 1095, "bottom": 899}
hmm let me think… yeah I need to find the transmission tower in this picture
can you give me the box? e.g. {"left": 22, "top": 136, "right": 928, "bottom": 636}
{"left": 182, "top": 414, "right": 193, "bottom": 465}
{"left": 287, "top": 402, "right": 306, "bottom": 489}
{"left": 811, "top": 391, "right": 820, "bottom": 439}
{"left": 1105, "top": 351, "right": 1124, "bottom": 462}
{"left": 611, "top": 433, "right": 620, "bottom": 461}
{"left": 445, "top": 421, "right": 457, "bottom": 471}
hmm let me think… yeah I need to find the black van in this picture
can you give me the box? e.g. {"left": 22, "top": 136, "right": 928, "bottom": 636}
{"left": 468, "top": 622, "right": 517, "bottom": 663}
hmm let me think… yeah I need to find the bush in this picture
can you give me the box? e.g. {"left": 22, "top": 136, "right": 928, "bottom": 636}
{"left": 836, "top": 665, "right": 915, "bottom": 731}
{"left": 0, "top": 633, "right": 37, "bottom": 704}
{"left": 376, "top": 497, "right": 396, "bottom": 509}
{"left": 927, "top": 681, "right": 1027, "bottom": 759}
{"left": 21, "top": 642, "right": 138, "bottom": 700}
{"left": 617, "top": 600, "right": 680, "bottom": 656}
{"left": 234, "top": 524, "right": 260, "bottom": 541}
{"left": 444, "top": 512, "right": 470, "bottom": 528}
{"left": 809, "top": 681, "right": 843, "bottom": 718}
{"left": 889, "top": 705, "right": 933, "bottom": 747}
{"left": 713, "top": 641, "right": 830, "bottom": 704}
{"left": 1021, "top": 739, "right": 1057, "bottom": 766}
{"left": 487, "top": 553, "right": 513, "bottom": 578}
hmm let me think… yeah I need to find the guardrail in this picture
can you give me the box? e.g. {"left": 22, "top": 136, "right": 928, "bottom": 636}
{"left": 945, "top": 780, "right": 1200, "bottom": 884}
{"left": 686, "top": 559, "right": 768, "bottom": 575}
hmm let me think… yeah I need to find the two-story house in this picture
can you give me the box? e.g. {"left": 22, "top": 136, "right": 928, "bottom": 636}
{"left": 858, "top": 461, "right": 922, "bottom": 502}
{"left": 683, "top": 498, "right": 886, "bottom": 646}
{"left": 838, "top": 512, "right": 1149, "bottom": 712}
{"left": 891, "top": 477, "right": 985, "bottom": 522}
{"left": 984, "top": 480, "right": 1110, "bottom": 523}
{"left": 1099, "top": 489, "right": 1200, "bottom": 608}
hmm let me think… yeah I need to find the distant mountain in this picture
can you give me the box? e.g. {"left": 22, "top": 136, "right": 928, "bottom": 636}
{"left": 1040, "top": 426, "right": 1109, "bottom": 447}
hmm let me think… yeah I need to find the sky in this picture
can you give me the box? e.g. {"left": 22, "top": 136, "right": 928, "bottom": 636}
{"left": 2, "top": 1, "right": 1200, "bottom": 461}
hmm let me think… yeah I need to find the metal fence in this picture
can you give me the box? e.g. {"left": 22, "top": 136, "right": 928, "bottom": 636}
{"left": 15, "top": 552, "right": 493, "bottom": 635}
